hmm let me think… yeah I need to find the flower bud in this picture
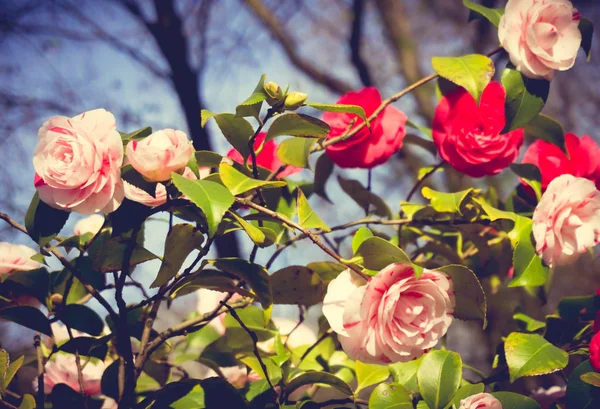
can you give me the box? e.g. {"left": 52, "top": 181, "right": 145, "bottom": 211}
{"left": 283, "top": 92, "right": 308, "bottom": 111}
{"left": 50, "top": 293, "right": 64, "bottom": 306}
{"left": 264, "top": 81, "right": 283, "bottom": 105}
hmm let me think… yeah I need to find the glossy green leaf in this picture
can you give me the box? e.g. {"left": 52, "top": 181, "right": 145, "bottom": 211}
{"left": 474, "top": 198, "right": 531, "bottom": 246}
{"left": 355, "top": 237, "right": 411, "bottom": 271}
{"left": 58, "top": 304, "right": 104, "bottom": 336}
{"left": 219, "top": 161, "right": 286, "bottom": 195}
{"left": 170, "top": 384, "right": 206, "bottom": 409}
{"left": 277, "top": 137, "right": 317, "bottom": 168}
{"left": 0, "top": 306, "right": 51, "bottom": 336}
{"left": 195, "top": 150, "right": 225, "bottom": 168}
{"left": 270, "top": 266, "right": 326, "bottom": 306}
{"left": 25, "top": 192, "right": 70, "bottom": 247}
{"left": 172, "top": 173, "right": 234, "bottom": 237}
{"left": 305, "top": 102, "right": 368, "bottom": 125}
{"left": 285, "top": 371, "right": 353, "bottom": 396}
{"left": 240, "top": 356, "right": 282, "bottom": 384}
{"left": 87, "top": 231, "right": 157, "bottom": 273}
{"left": 510, "top": 163, "right": 542, "bottom": 201}
{"left": 59, "top": 336, "right": 109, "bottom": 360}
{"left": 313, "top": 153, "right": 334, "bottom": 202}
{"left": 338, "top": 176, "right": 393, "bottom": 218}
{"left": 4, "top": 267, "right": 50, "bottom": 305}
{"left": 417, "top": 350, "right": 462, "bottom": 409}
{"left": 352, "top": 227, "right": 374, "bottom": 254}
{"left": 504, "top": 332, "right": 568, "bottom": 382}
{"left": 524, "top": 114, "right": 566, "bottom": 152}
{"left": 513, "top": 313, "right": 546, "bottom": 332}
{"left": 355, "top": 361, "right": 390, "bottom": 394}
{"left": 581, "top": 372, "right": 600, "bottom": 388}
{"left": 389, "top": 356, "right": 423, "bottom": 393}
{"left": 567, "top": 361, "right": 600, "bottom": 409}
{"left": 306, "top": 261, "right": 346, "bottom": 282}
{"left": 120, "top": 164, "right": 157, "bottom": 197}
{"left": 369, "top": 383, "right": 413, "bottom": 409}
{"left": 431, "top": 54, "right": 495, "bottom": 103}
{"left": 509, "top": 221, "right": 549, "bottom": 288}
{"left": 422, "top": 187, "right": 474, "bottom": 214}
{"left": 151, "top": 223, "right": 205, "bottom": 288}
{"left": 265, "top": 113, "right": 330, "bottom": 141}
{"left": 120, "top": 126, "right": 152, "bottom": 142}
{"left": 202, "top": 111, "right": 254, "bottom": 160}
{"left": 492, "top": 392, "right": 542, "bottom": 409}
{"left": 438, "top": 264, "right": 487, "bottom": 326}
{"left": 501, "top": 67, "right": 550, "bottom": 132}
{"left": 206, "top": 258, "right": 272, "bottom": 310}
{"left": 228, "top": 211, "right": 271, "bottom": 247}
{"left": 4, "top": 354, "right": 24, "bottom": 389}
{"left": 579, "top": 18, "right": 594, "bottom": 61}
{"left": 451, "top": 383, "right": 485, "bottom": 409}
{"left": 18, "top": 394, "right": 36, "bottom": 409}
{"left": 297, "top": 188, "right": 330, "bottom": 231}
{"left": 235, "top": 74, "right": 267, "bottom": 120}
{"left": 463, "top": 0, "right": 504, "bottom": 27}
{"left": 0, "top": 349, "right": 8, "bottom": 392}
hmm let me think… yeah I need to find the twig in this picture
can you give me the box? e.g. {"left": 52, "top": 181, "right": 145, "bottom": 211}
{"left": 220, "top": 301, "right": 278, "bottom": 400}
{"left": 0, "top": 400, "right": 18, "bottom": 409}
{"left": 284, "top": 306, "right": 305, "bottom": 349}
{"left": 299, "top": 329, "right": 333, "bottom": 363}
{"left": 289, "top": 397, "right": 369, "bottom": 408}
{"left": 34, "top": 333, "right": 44, "bottom": 409}
{"left": 404, "top": 161, "right": 445, "bottom": 203}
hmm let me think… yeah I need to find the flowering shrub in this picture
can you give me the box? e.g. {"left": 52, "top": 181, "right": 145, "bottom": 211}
{"left": 0, "top": 2, "right": 597, "bottom": 409}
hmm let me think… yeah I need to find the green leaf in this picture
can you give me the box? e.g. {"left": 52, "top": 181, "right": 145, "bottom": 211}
{"left": 579, "top": 18, "right": 594, "bottom": 61}
{"left": 463, "top": 0, "right": 504, "bottom": 27}
{"left": 437, "top": 265, "right": 487, "bottom": 327}
{"left": 501, "top": 67, "right": 550, "bottom": 132}
{"left": 581, "top": 372, "right": 600, "bottom": 388}
{"left": 206, "top": 258, "right": 272, "bottom": 310}
{"left": 474, "top": 198, "right": 531, "bottom": 246}
{"left": 195, "top": 150, "right": 226, "bottom": 168}
{"left": 236, "top": 74, "right": 267, "bottom": 120}
{"left": 450, "top": 383, "right": 484, "bottom": 409}
{"left": 59, "top": 336, "right": 109, "bottom": 360}
{"left": 4, "top": 268, "right": 50, "bottom": 305}
{"left": 305, "top": 102, "right": 369, "bottom": 126}
{"left": 240, "top": 356, "right": 282, "bottom": 384}
{"left": 509, "top": 221, "right": 549, "bottom": 288}
{"left": 58, "top": 304, "right": 104, "bottom": 336}
{"left": 510, "top": 163, "right": 542, "bottom": 201}
{"left": 18, "top": 394, "right": 36, "bottom": 409}
{"left": 422, "top": 187, "right": 474, "bottom": 214}
{"left": 172, "top": 173, "right": 234, "bottom": 237}
{"left": 492, "top": 392, "right": 542, "bottom": 409}
{"left": 151, "top": 223, "right": 205, "bottom": 288}
{"left": 338, "top": 176, "right": 392, "bottom": 218}
{"left": 306, "top": 261, "right": 346, "bottom": 282}
{"left": 406, "top": 119, "right": 433, "bottom": 140}
{"left": 504, "top": 332, "right": 568, "bottom": 382}
{"left": 120, "top": 164, "right": 157, "bottom": 197}
{"left": 355, "top": 237, "right": 411, "bottom": 271}
{"left": 25, "top": 192, "right": 70, "bottom": 247}
{"left": 87, "top": 231, "right": 157, "bottom": 273}
{"left": 120, "top": 126, "right": 152, "bottom": 142}
{"left": 513, "top": 313, "right": 546, "bottom": 332}
{"left": 270, "top": 266, "right": 326, "bottom": 306}
{"left": 297, "top": 188, "right": 330, "bottom": 231}
{"left": 0, "top": 349, "right": 8, "bottom": 392}
{"left": 417, "top": 350, "right": 462, "bottom": 409}
{"left": 285, "top": 371, "right": 353, "bottom": 396}
{"left": 389, "top": 356, "right": 423, "bottom": 393}
{"left": 265, "top": 113, "right": 330, "bottom": 141}
{"left": 170, "top": 384, "right": 206, "bottom": 409}
{"left": 524, "top": 114, "right": 566, "bottom": 152}
{"left": 355, "top": 361, "right": 390, "bottom": 394}
{"left": 313, "top": 154, "right": 334, "bottom": 202}
{"left": 0, "top": 306, "right": 51, "bottom": 336}
{"left": 369, "top": 383, "right": 413, "bottom": 409}
{"left": 352, "top": 227, "right": 374, "bottom": 254}
{"left": 431, "top": 54, "right": 495, "bottom": 103}
{"left": 219, "top": 161, "right": 286, "bottom": 196}
{"left": 567, "top": 361, "right": 600, "bottom": 409}
{"left": 4, "top": 355, "right": 24, "bottom": 389}
{"left": 202, "top": 111, "right": 254, "bottom": 160}
{"left": 277, "top": 137, "right": 317, "bottom": 168}
{"left": 222, "top": 306, "right": 277, "bottom": 342}
{"left": 228, "top": 211, "right": 271, "bottom": 248}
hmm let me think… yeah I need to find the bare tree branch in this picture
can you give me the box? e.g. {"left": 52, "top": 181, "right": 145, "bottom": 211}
{"left": 349, "top": 0, "right": 374, "bottom": 87}
{"left": 243, "top": 0, "right": 354, "bottom": 95}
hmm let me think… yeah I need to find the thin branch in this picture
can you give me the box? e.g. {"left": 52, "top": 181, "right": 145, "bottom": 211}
{"left": 243, "top": 0, "right": 353, "bottom": 94}
{"left": 299, "top": 329, "right": 333, "bottom": 363}
{"left": 405, "top": 161, "right": 445, "bottom": 203}
{"left": 34, "top": 333, "right": 44, "bottom": 409}
{"left": 349, "top": 0, "right": 374, "bottom": 87}
{"left": 289, "top": 397, "right": 369, "bottom": 408}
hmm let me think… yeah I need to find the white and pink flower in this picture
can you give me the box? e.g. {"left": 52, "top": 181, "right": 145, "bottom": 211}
{"left": 125, "top": 129, "right": 194, "bottom": 182}
{"left": 43, "top": 353, "right": 105, "bottom": 395}
{"left": 33, "top": 109, "right": 124, "bottom": 214}
{"left": 459, "top": 393, "right": 502, "bottom": 409}
{"left": 323, "top": 263, "right": 455, "bottom": 364}
{"left": 0, "top": 242, "right": 40, "bottom": 276}
{"left": 532, "top": 174, "right": 600, "bottom": 267}
{"left": 73, "top": 214, "right": 105, "bottom": 236}
{"left": 499, "top": 0, "right": 582, "bottom": 80}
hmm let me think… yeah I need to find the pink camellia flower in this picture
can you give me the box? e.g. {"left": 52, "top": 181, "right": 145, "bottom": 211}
{"left": 124, "top": 167, "right": 207, "bottom": 207}
{"left": 0, "top": 242, "right": 40, "bottom": 276}
{"left": 126, "top": 129, "right": 194, "bottom": 182}
{"left": 73, "top": 214, "right": 105, "bottom": 236}
{"left": 33, "top": 109, "right": 124, "bottom": 214}
{"left": 532, "top": 174, "right": 600, "bottom": 267}
{"left": 44, "top": 353, "right": 105, "bottom": 395}
{"left": 322, "top": 263, "right": 455, "bottom": 364}
{"left": 498, "top": 0, "right": 582, "bottom": 80}
{"left": 459, "top": 393, "right": 502, "bottom": 409}
{"left": 226, "top": 133, "right": 302, "bottom": 179}
{"left": 323, "top": 87, "right": 407, "bottom": 169}
{"left": 590, "top": 331, "right": 600, "bottom": 371}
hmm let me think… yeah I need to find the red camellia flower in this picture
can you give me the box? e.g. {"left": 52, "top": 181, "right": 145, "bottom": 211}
{"left": 590, "top": 331, "right": 600, "bottom": 371}
{"left": 226, "top": 132, "right": 302, "bottom": 179}
{"left": 433, "top": 81, "right": 524, "bottom": 177}
{"left": 323, "top": 87, "right": 407, "bottom": 169}
{"left": 522, "top": 133, "right": 600, "bottom": 191}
